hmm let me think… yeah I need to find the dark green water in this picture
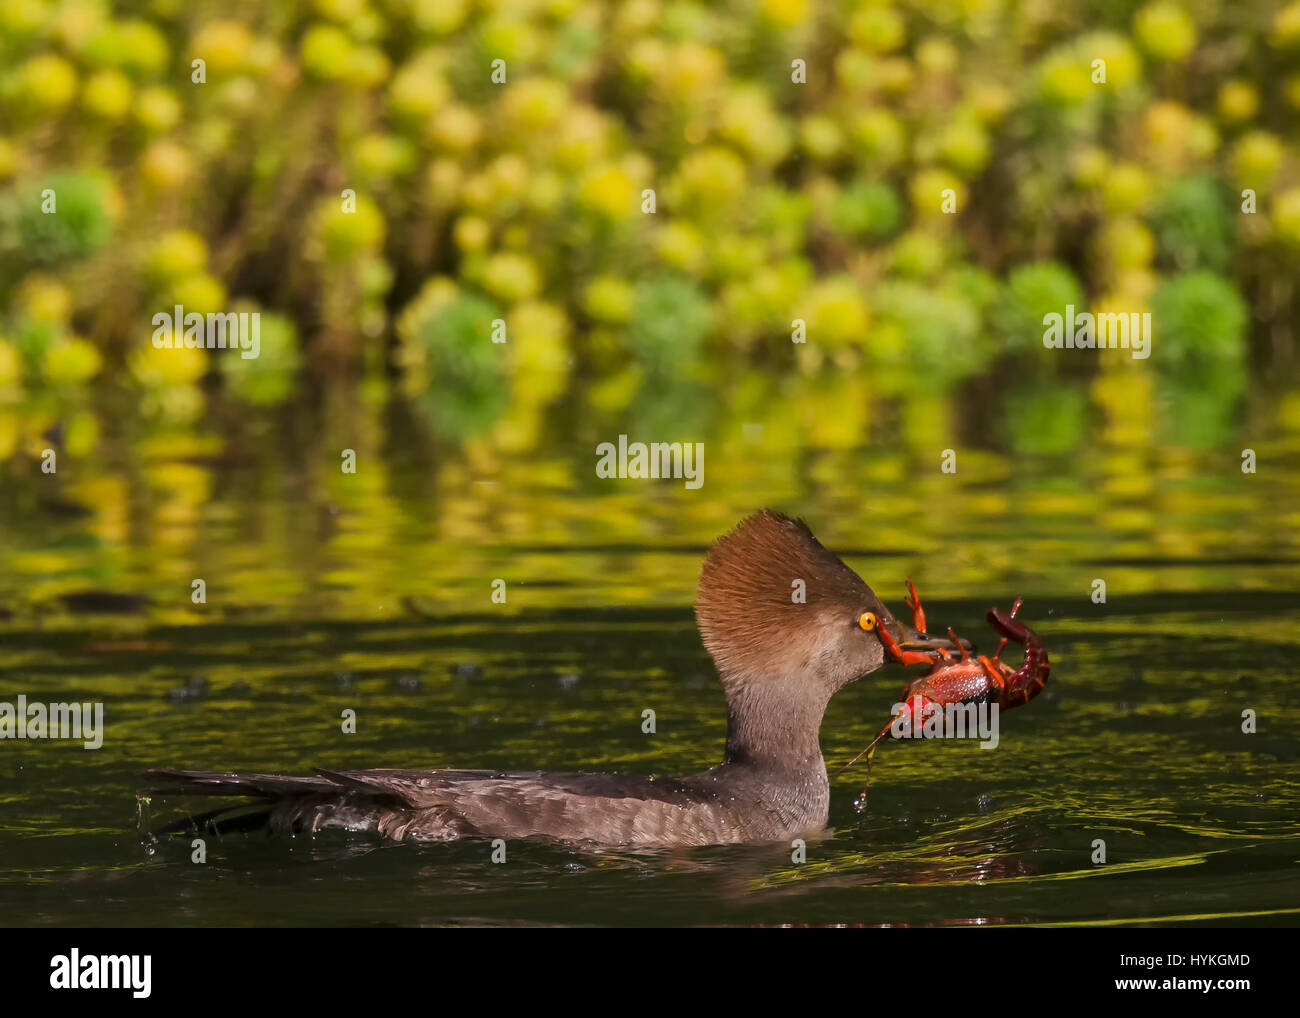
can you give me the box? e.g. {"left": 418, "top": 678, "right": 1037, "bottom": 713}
{"left": 2, "top": 383, "right": 1299, "bottom": 926}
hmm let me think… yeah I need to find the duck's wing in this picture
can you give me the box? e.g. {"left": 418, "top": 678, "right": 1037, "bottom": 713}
{"left": 140, "top": 767, "right": 741, "bottom": 846}
{"left": 322, "top": 768, "right": 736, "bottom": 844}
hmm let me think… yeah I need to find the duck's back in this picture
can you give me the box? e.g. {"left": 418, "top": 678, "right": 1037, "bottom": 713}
{"left": 143, "top": 767, "right": 775, "bottom": 847}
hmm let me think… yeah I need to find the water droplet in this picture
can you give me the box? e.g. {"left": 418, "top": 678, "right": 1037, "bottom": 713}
{"left": 852, "top": 793, "right": 868, "bottom": 813}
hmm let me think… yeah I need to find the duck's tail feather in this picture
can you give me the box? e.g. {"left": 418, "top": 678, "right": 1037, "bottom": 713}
{"left": 140, "top": 768, "right": 351, "bottom": 798}
{"left": 139, "top": 768, "right": 396, "bottom": 838}
{"left": 152, "top": 801, "right": 276, "bottom": 836}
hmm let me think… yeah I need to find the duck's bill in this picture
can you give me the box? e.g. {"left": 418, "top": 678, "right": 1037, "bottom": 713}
{"left": 899, "top": 630, "right": 976, "bottom": 654}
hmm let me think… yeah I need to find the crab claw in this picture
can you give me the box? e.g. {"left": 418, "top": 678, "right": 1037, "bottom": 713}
{"left": 904, "top": 578, "right": 926, "bottom": 634}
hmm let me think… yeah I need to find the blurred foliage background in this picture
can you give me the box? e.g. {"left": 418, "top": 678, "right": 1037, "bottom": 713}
{"left": 1, "top": 0, "right": 1300, "bottom": 614}
{"left": 7, "top": 2, "right": 1300, "bottom": 927}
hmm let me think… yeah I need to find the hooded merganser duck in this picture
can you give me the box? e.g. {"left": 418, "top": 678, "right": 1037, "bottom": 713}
{"left": 143, "top": 510, "right": 960, "bottom": 848}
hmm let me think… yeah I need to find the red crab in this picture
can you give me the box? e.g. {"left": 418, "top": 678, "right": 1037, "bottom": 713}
{"left": 847, "top": 581, "right": 1050, "bottom": 806}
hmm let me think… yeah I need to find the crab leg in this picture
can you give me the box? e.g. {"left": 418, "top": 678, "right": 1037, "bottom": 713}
{"left": 875, "top": 623, "right": 947, "bottom": 668}
{"left": 904, "top": 578, "right": 926, "bottom": 635}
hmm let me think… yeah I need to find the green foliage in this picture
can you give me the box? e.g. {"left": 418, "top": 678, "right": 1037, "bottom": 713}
{"left": 0, "top": 172, "right": 115, "bottom": 270}
{"left": 1149, "top": 175, "right": 1234, "bottom": 272}
{"left": 406, "top": 293, "right": 508, "bottom": 439}
{"left": 0, "top": 0, "right": 1287, "bottom": 430}
{"left": 996, "top": 262, "right": 1086, "bottom": 353}
{"left": 828, "top": 180, "right": 903, "bottom": 241}
{"left": 1003, "top": 380, "right": 1089, "bottom": 456}
{"left": 1150, "top": 271, "right": 1248, "bottom": 367}
{"left": 1147, "top": 270, "right": 1249, "bottom": 448}
{"left": 10, "top": 315, "right": 58, "bottom": 369}
{"left": 627, "top": 276, "right": 713, "bottom": 375}
{"left": 220, "top": 313, "right": 302, "bottom": 407}
{"left": 1158, "top": 355, "right": 1247, "bottom": 449}
{"left": 872, "top": 280, "right": 990, "bottom": 386}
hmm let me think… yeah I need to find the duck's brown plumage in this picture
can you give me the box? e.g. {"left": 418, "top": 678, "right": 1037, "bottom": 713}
{"left": 143, "top": 510, "right": 934, "bottom": 848}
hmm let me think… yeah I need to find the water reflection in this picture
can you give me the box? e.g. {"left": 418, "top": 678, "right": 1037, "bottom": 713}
{"left": 2, "top": 369, "right": 1299, "bottom": 925}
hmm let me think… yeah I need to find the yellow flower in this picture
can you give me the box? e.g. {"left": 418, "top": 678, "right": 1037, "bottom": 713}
{"left": 64, "top": 411, "right": 99, "bottom": 457}
{"left": 411, "top": 0, "right": 467, "bottom": 35}
{"left": 1273, "top": 3, "right": 1300, "bottom": 48}
{"left": 192, "top": 20, "right": 255, "bottom": 75}
{"left": 299, "top": 24, "right": 353, "bottom": 80}
{"left": 938, "top": 118, "right": 989, "bottom": 175}
{"left": 501, "top": 78, "right": 569, "bottom": 134}
{"left": 853, "top": 110, "right": 906, "bottom": 166}
{"left": 507, "top": 300, "right": 570, "bottom": 405}
{"left": 1102, "top": 164, "right": 1151, "bottom": 214}
{"left": 1082, "top": 32, "right": 1143, "bottom": 88}
{"left": 170, "top": 274, "right": 227, "bottom": 315}
{"left": 1274, "top": 188, "right": 1300, "bottom": 245}
{"left": 428, "top": 105, "right": 480, "bottom": 153}
{"left": 760, "top": 0, "right": 809, "bottom": 29}
{"left": 140, "top": 140, "right": 193, "bottom": 190}
{"left": 1038, "top": 56, "right": 1091, "bottom": 105}
{"left": 718, "top": 85, "right": 792, "bottom": 165}
{"left": 0, "top": 340, "right": 22, "bottom": 388}
{"left": 554, "top": 107, "right": 609, "bottom": 171}
{"left": 15, "top": 54, "right": 78, "bottom": 112}
{"left": 527, "top": 171, "right": 564, "bottom": 215}
{"left": 658, "top": 43, "right": 724, "bottom": 102}
{"left": 82, "top": 69, "right": 133, "bottom": 120}
{"left": 800, "top": 116, "right": 843, "bottom": 161}
{"left": 1071, "top": 147, "right": 1110, "bottom": 188}
{"left": 655, "top": 222, "right": 706, "bottom": 275}
{"left": 910, "top": 168, "right": 966, "bottom": 217}
{"left": 135, "top": 86, "right": 182, "bottom": 133}
{"left": 0, "top": 137, "right": 16, "bottom": 179}
{"left": 315, "top": 196, "right": 386, "bottom": 261}
{"left": 0, "top": 409, "right": 16, "bottom": 459}
{"left": 583, "top": 277, "right": 634, "bottom": 324}
{"left": 482, "top": 253, "right": 541, "bottom": 303}
{"left": 1097, "top": 218, "right": 1155, "bottom": 271}
{"left": 578, "top": 164, "right": 636, "bottom": 220}
{"left": 803, "top": 277, "right": 870, "bottom": 347}
{"left": 1231, "top": 131, "right": 1283, "bottom": 186}
{"left": 1143, "top": 101, "right": 1193, "bottom": 165}
{"left": 344, "top": 46, "right": 391, "bottom": 88}
{"left": 43, "top": 339, "right": 103, "bottom": 386}
{"left": 16, "top": 276, "right": 72, "bottom": 324}
{"left": 313, "top": 0, "right": 367, "bottom": 21}
{"left": 0, "top": 0, "right": 44, "bottom": 37}
{"left": 1286, "top": 75, "right": 1300, "bottom": 110}
{"left": 131, "top": 341, "right": 208, "bottom": 387}
{"left": 390, "top": 55, "right": 451, "bottom": 120}
{"left": 1134, "top": 2, "right": 1197, "bottom": 62}
{"left": 916, "top": 38, "right": 959, "bottom": 76}
{"left": 453, "top": 216, "right": 491, "bottom": 253}
{"left": 849, "top": 6, "right": 905, "bottom": 52}
{"left": 149, "top": 230, "right": 210, "bottom": 284}
{"left": 1217, "top": 80, "right": 1259, "bottom": 122}
{"left": 671, "top": 147, "right": 748, "bottom": 213}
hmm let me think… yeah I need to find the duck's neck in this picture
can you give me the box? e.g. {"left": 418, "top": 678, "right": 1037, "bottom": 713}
{"left": 720, "top": 677, "right": 832, "bottom": 780}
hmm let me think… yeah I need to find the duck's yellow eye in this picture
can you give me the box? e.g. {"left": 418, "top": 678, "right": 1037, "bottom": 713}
{"left": 859, "top": 612, "right": 877, "bottom": 631}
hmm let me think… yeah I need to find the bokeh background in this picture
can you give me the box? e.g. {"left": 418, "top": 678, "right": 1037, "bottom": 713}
{"left": 1, "top": 0, "right": 1299, "bottom": 602}
{"left": 3, "top": 1, "right": 1300, "bottom": 926}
